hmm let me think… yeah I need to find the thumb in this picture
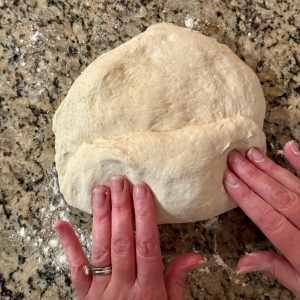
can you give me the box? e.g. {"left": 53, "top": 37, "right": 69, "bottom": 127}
{"left": 237, "top": 251, "right": 300, "bottom": 296}
{"left": 53, "top": 220, "right": 92, "bottom": 299}
{"left": 164, "top": 253, "right": 204, "bottom": 300}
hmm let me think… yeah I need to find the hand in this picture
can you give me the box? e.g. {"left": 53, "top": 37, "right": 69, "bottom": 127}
{"left": 53, "top": 177, "right": 203, "bottom": 300}
{"left": 224, "top": 140, "right": 300, "bottom": 296}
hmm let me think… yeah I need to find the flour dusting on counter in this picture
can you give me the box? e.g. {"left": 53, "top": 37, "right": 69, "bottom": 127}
{"left": 10, "top": 168, "right": 92, "bottom": 275}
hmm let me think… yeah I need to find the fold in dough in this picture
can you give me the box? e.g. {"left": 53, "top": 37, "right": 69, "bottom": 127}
{"left": 60, "top": 117, "right": 265, "bottom": 224}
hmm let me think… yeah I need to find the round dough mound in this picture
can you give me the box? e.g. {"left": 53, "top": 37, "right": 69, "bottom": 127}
{"left": 53, "top": 23, "right": 266, "bottom": 224}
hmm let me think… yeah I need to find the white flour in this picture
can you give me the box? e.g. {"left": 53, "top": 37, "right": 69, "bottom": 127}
{"left": 11, "top": 168, "right": 92, "bottom": 273}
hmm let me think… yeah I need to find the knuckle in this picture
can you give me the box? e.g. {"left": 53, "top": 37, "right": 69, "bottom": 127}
{"left": 269, "top": 256, "right": 282, "bottom": 279}
{"left": 263, "top": 159, "right": 277, "bottom": 174}
{"left": 137, "top": 238, "right": 159, "bottom": 258}
{"left": 135, "top": 202, "right": 152, "bottom": 217}
{"left": 93, "top": 210, "right": 110, "bottom": 224}
{"left": 261, "top": 208, "right": 286, "bottom": 231}
{"left": 69, "top": 261, "right": 86, "bottom": 276}
{"left": 244, "top": 164, "right": 260, "bottom": 178}
{"left": 64, "top": 243, "right": 78, "bottom": 256}
{"left": 111, "top": 195, "right": 129, "bottom": 210}
{"left": 271, "top": 188, "right": 297, "bottom": 209}
{"left": 112, "top": 233, "right": 132, "bottom": 255}
{"left": 269, "top": 261, "right": 277, "bottom": 278}
{"left": 92, "top": 244, "right": 110, "bottom": 261}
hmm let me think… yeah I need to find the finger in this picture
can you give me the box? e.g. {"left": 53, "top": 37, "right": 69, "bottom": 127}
{"left": 92, "top": 186, "right": 111, "bottom": 266}
{"left": 110, "top": 176, "right": 135, "bottom": 285}
{"left": 284, "top": 140, "right": 300, "bottom": 176}
{"left": 228, "top": 151, "right": 300, "bottom": 228}
{"left": 53, "top": 220, "right": 91, "bottom": 299}
{"left": 224, "top": 170, "right": 300, "bottom": 271}
{"left": 164, "top": 253, "right": 204, "bottom": 300}
{"left": 237, "top": 251, "right": 300, "bottom": 296}
{"left": 133, "top": 182, "right": 163, "bottom": 283}
{"left": 246, "top": 147, "right": 300, "bottom": 196}
{"left": 91, "top": 186, "right": 111, "bottom": 287}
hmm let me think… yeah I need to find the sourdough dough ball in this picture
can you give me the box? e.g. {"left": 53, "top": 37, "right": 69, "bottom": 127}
{"left": 53, "top": 23, "right": 266, "bottom": 224}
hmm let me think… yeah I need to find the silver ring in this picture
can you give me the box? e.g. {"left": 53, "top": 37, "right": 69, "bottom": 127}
{"left": 83, "top": 265, "right": 112, "bottom": 276}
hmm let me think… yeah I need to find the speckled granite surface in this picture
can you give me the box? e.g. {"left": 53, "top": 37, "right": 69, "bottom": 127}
{"left": 0, "top": 0, "right": 299, "bottom": 299}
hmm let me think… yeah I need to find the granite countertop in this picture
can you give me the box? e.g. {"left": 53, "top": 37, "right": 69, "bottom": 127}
{"left": 0, "top": 0, "right": 299, "bottom": 299}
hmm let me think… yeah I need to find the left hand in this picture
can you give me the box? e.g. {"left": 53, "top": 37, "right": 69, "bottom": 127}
{"left": 53, "top": 177, "right": 203, "bottom": 300}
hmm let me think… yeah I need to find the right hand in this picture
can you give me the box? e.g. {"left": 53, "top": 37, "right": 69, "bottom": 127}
{"left": 224, "top": 140, "right": 300, "bottom": 296}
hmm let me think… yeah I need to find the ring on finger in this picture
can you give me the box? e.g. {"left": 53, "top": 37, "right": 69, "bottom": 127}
{"left": 83, "top": 264, "right": 112, "bottom": 276}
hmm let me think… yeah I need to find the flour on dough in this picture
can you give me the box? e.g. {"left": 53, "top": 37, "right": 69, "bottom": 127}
{"left": 53, "top": 23, "right": 266, "bottom": 224}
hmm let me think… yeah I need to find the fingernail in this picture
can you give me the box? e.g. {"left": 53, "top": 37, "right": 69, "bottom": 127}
{"left": 111, "top": 176, "right": 124, "bottom": 192}
{"left": 247, "top": 147, "right": 265, "bottom": 162}
{"left": 93, "top": 186, "right": 107, "bottom": 203}
{"left": 228, "top": 150, "right": 244, "bottom": 164}
{"left": 134, "top": 183, "right": 147, "bottom": 199}
{"left": 224, "top": 171, "right": 240, "bottom": 188}
{"left": 290, "top": 140, "right": 299, "bottom": 155}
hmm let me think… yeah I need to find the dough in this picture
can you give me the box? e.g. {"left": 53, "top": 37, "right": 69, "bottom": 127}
{"left": 53, "top": 23, "right": 266, "bottom": 224}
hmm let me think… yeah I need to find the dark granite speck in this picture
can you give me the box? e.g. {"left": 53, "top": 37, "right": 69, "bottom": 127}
{"left": 0, "top": 0, "right": 299, "bottom": 299}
